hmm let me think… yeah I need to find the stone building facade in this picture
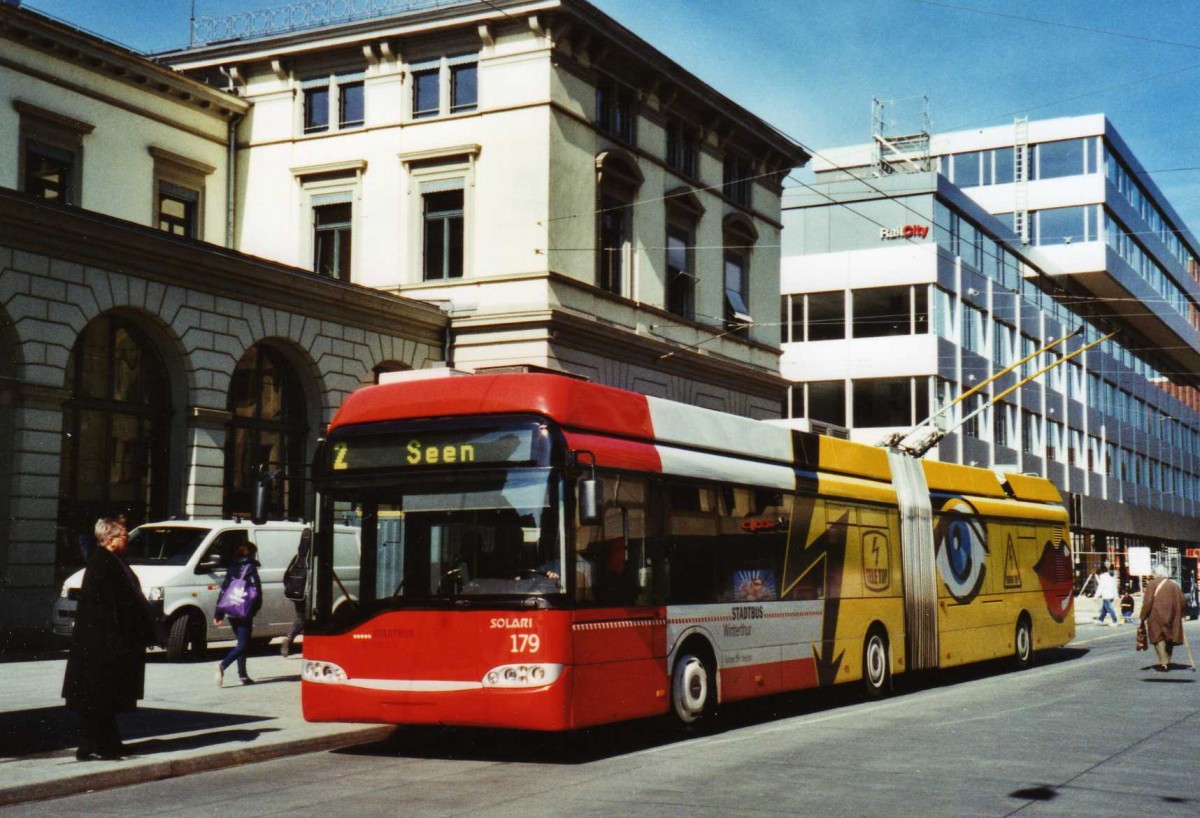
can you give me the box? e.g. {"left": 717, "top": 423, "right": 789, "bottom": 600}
{"left": 0, "top": 5, "right": 444, "bottom": 637}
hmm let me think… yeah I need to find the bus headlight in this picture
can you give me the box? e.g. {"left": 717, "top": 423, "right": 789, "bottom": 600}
{"left": 302, "top": 659, "right": 348, "bottom": 684}
{"left": 482, "top": 663, "right": 562, "bottom": 688}
{"left": 147, "top": 586, "right": 165, "bottom": 602}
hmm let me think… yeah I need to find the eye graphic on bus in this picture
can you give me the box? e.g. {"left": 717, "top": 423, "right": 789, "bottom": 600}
{"left": 934, "top": 498, "right": 988, "bottom": 602}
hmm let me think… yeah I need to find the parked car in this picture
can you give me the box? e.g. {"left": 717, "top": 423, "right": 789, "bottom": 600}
{"left": 52, "top": 519, "right": 359, "bottom": 659}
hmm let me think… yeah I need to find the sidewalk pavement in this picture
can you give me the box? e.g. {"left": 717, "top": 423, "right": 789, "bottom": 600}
{"left": 0, "top": 640, "right": 394, "bottom": 807}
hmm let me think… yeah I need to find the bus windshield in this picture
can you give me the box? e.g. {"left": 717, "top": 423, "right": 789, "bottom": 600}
{"left": 337, "top": 469, "right": 564, "bottom": 609}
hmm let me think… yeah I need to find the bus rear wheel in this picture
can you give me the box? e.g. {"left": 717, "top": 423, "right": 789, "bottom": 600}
{"left": 862, "top": 627, "right": 890, "bottom": 698}
{"left": 671, "top": 652, "right": 714, "bottom": 725}
{"left": 1014, "top": 616, "right": 1033, "bottom": 669}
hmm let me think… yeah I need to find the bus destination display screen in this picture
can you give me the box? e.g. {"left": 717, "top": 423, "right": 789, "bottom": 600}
{"left": 328, "top": 429, "right": 535, "bottom": 471}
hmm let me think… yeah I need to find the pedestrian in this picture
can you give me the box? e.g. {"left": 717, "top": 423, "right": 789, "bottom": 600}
{"left": 280, "top": 529, "right": 311, "bottom": 659}
{"left": 1140, "top": 564, "right": 1186, "bottom": 672}
{"left": 1119, "top": 588, "right": 1135, "bottom": 624}
{"left": 213, "top": 538, "right": 263, "bottom": 686}
{"left": 1094, "top": 566, "right": 1119, "bottom": 625}
{"left": 61, "top": 517, "right": 160, "bottom": 761}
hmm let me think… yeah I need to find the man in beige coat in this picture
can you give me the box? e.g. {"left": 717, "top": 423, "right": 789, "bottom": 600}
{"left": 1140, "top": 564, "right": 1186, "bottom": 672}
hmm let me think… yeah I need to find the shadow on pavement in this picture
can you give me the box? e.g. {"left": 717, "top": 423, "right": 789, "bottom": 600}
{"left": 336, "top": 647, "right": 1095, "bottom": 766}
{"left": 1, "top": 707, "right": 271, "bottom": 757}
{"left": 127, "top": 726, "right": 282, "bottom": 756}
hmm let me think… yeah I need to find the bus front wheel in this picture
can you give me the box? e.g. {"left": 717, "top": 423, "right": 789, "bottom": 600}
{"left": 671, "top": 652, "right": 713, "bottom": 724}
{"left": 862, "top": 627, "right": 891, "bottom": 697}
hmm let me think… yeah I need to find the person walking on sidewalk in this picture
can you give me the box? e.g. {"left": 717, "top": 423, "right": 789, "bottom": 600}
{"left": 213, "top": 539, "right": 263, "bottom": 686}
{"left": 1095, "top": 566, "right": 1119, "bottom": 625}
{"left": 1120, "top": 588, "right": 1136, "bottom": 624}
{"left": 62, "top": 517, "right": 161, "bottom": 761}
{"left": 280, "top": 529, "right": 311, "bottom": 659}
{"left": 1140, "top": 564, "right": 1186, "bottom": 672}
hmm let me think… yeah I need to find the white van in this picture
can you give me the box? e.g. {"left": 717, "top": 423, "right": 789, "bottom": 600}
{"left": 51, "top": 519, "right": 359, "bottom": 660}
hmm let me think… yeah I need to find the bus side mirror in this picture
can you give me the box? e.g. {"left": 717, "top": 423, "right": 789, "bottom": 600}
{"left": 578, "top": 477, "right": 603, "bottom": 525}
{"left": 252, "top": 468, "right": 281, "bottom": 525}
{"left": 252, "top": 480, "right": 270, "bottom": 526}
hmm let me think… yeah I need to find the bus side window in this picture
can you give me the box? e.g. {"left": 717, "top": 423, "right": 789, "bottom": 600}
{"left": 573, "top": 474, "right": 652, "bottom": 606}
{"left": 664, "top": 481, "right": 722, "bottom": 604}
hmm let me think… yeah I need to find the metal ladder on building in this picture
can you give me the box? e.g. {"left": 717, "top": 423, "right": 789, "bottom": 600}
{"left": 1013, "top": 116, "right": 1030, "bottom": 243}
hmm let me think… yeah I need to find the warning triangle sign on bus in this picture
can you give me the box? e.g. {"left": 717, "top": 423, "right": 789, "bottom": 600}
{"left": 1004, "top": 536, "right": 1021, "bottom": 588}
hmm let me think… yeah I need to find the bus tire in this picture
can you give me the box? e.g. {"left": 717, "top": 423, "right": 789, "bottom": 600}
{"left": 862, "top": 626, "right": 891, "bottom": 698}
{"left": 1014, "top": 615, "right": 1033, "bottom": 669}
{"left": 671, "top": 651, "right": 714, "bottom": 725}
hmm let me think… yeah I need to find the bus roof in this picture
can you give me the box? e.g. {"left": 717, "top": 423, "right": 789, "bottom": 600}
{"left": 329, "top": 371, "right": 1062, "bottom": 505}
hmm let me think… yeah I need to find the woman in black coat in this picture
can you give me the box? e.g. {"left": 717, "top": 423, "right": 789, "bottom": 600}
{"left": 61, "top": 518, "right": 159, "bottom": 760}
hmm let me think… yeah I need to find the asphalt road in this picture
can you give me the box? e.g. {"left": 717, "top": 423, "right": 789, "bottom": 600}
{"left": 6, "top": 621, "right": 1198, "bottom": 818}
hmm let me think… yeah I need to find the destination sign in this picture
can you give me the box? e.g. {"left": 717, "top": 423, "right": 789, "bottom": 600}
{"left": 328, "top": 429, "right": 535, "bottom": 471}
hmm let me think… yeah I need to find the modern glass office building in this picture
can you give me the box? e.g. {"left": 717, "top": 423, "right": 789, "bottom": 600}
{"left": 782, "top": 115, "right": 1200, "bottom": 589}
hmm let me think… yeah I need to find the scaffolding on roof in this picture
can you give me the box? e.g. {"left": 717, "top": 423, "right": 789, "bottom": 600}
{"left": 871, "top": 95, "right": 932, "bottom": 176}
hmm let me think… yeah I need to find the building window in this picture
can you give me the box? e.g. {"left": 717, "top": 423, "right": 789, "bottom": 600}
{"left": 853, "top": 377, "right": 926, "bottom": 428}
{"left": 994, "top": 401, "right": 1014, "bottom": 449}
{"left": 339, "top": 81, "right": 365, "bottom": 128}
{"left": 451, "top": 61, "right": 478, "bottom": 113}
{"left": 960, "top": 392, "right": 988, "bottom": 440}
{"left": 951, "top": 151, "right": 981, "bottom": 187}
{"left": 15, "top": 101, "right": 92, "bottom": 207}
{"left": 808, "top": 380, "right": 846, "bottom": 426}
{"left": 302, "top": 72, "right": 366, "bottom": 134}
{"left": 724, "top": 252, "right": 750, "bottom": 335}
{"left": 1035, "top": 139, "right": 1085, "bottom": 180}
{"left": 150, "top": 146, "right": 214, "bottom": 241}
{"left": 599, "top": 196, "right": 631, "bottom": 295}
{"left": 723, "top": 152, "right": 753, "bottom": 207}
{"left": 723, "top": 215, "right": 757, "bottom": 335}
{"left": 664, "top": 188, "right": 703, "bottom": 321}
{"left": 303, "top": 85, "right": 330, "bottom": 133}
{"left": 596, "top": 76, "right": 635, "bottom": 144}
{"left": 58, "top": 315, "right": 171, "bottom": 577}
{"left": 595, "top": 150, "right": 642, "bottom": 297}
{"left": 295, "top": 163, "right": 364, "bottom": 281}
{"left": 158, "top": 182, "right": 199, "bottom": 237}
{"left": 413, "top": 67, "right": 440, "bottom": 119}
{"left": 665, "top": 117, "right": 698, "bottom": 178}
{"left": 806, "top": 291, "right": 846, "bottom": 341}
{"left": 423, "top": 188, "right": 464, "bottom": 280}
{"left": 1022, "top": 410, "right": 1042, "bottom": 455}
{"left": 313, "top": 202, "right": 353, "bottom": 280}
{"left": 411, "top": 55, "right": 478, "bottom": 120}
{"left": 853, "top": 286, "right": 926, "bottom": 338}
{"left": 25, "top": 142, "right": 75, "bottom": 203}
{"left": 225, "top": 345, "right": 307, "bottom": 519}
{"left": 666, "top": 226, "right": 695, "bottom": 320}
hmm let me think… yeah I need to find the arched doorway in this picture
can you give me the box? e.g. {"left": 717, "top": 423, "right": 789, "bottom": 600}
{"left": 58, "top": 314, "right": 172, "bottom": 578}
{"left": 224, "top": 344, "right": 308, "bottom": 519}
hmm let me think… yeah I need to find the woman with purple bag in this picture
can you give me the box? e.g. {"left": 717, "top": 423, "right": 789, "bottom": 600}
{"left": 213, "top": 539, "right": 263, "bottom": 686}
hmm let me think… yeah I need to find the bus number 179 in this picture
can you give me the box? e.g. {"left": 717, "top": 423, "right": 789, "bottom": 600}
{"left": 510, "top": 633, "right": 540, "bottom": 653}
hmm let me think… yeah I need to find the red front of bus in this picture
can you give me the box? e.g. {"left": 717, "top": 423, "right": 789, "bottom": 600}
{"left": 302, "top": 609, "right": 575, "bottom": 730}
{"left": 303, "top": 605, "right": 670, "bottom": 731}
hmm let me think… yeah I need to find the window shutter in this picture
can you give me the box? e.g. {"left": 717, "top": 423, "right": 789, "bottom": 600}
{"left": 311, "top": 191, "right": 354, "bottom": 206}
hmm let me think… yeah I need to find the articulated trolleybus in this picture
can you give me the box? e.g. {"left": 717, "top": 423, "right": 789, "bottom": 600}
{"left": 302, "top": 371, "right": 1074, "bottom": 730}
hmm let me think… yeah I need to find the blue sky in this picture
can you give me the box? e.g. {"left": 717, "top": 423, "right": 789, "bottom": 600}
{"left": 24, "top": 0, "right": 1200, "bottom": 232}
